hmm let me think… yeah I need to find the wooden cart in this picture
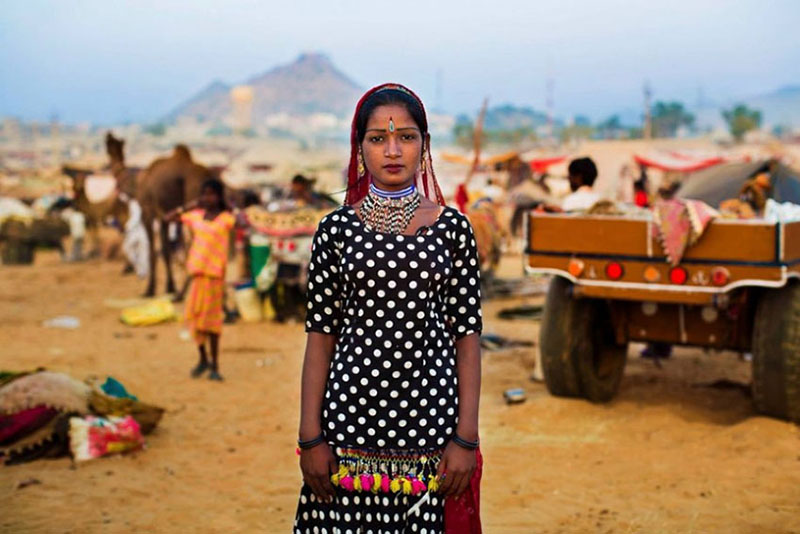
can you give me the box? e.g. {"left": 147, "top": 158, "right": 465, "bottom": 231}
{"left": 525, "top": 212, "right": 800, "bottom": 422}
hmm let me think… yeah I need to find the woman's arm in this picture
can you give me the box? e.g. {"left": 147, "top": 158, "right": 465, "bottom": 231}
{"left": 437, "top": 333, "right": 481, "bottom": 497}
{"left": 299, "top": 332, "right": 336, "bottom": 439}
{"left": 454, "top": 333, "right": 481, "bottom": 441}
{"left": 298, "top": 332, "right": 338, "bottom": 501}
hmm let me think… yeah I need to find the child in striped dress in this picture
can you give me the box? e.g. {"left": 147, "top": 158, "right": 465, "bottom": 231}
{"left": 170, "top": 179, "right": 236, "bottom": 381}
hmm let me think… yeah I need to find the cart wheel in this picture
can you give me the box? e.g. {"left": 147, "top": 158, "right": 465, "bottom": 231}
{"left": 539, "top": 276, "right": 628, "bottom": 402}
{"left": 752, "top": 282, "right": 800, "bottom": 423}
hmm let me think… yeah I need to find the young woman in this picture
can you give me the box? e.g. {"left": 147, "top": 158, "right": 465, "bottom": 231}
{"left": 295, "top": 84, "right": 483, "bottom": 533}
{"left": 168, "top": 179, "right": 236, "bottom": 381}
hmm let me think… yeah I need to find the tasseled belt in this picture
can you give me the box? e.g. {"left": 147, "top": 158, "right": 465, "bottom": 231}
{"left": 330, "top": 446, "right": 443, "bottom": 495}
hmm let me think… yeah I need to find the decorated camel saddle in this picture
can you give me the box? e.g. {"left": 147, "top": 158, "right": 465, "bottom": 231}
{"left": 244, "top": 205, "right": 330, "bottom": 238}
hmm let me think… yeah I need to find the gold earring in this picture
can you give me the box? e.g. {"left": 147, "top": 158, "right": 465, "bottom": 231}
{"left": 357, "top": 151, "right": 365, "bottom": 178}
{"left": 421, "top": 149, "right": 427, "bottom": 174}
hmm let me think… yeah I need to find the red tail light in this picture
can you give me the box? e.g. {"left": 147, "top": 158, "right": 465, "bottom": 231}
{"left": 669, "top": 266, "right": 688, "bottom": 285}
{"left": 288, "top": 241, "right": 297, "bottom": 252}
{"left": 605, "top": 262, "right": 624, "bottom": 280}
{"left": 277, "top": 240, "right": 285, "bottom": 250}
{"left": 711, "top": 267, "right": 729, "bottom": 286}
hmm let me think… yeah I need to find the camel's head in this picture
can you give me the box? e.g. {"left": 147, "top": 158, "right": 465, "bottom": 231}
{"left": 105, "top": 132, "right": 125, "bottom": 166}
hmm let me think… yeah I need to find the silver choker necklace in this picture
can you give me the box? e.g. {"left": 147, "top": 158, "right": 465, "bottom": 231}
{"left": 360, "top": 185, "right": 420, "bottom": 234}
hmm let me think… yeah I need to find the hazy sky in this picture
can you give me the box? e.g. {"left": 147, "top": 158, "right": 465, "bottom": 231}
{"left": 1, "top": 0, "right": 798, "bottom": 124}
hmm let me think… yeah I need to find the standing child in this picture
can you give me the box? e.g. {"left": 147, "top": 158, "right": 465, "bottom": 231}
{"left": 168, "top": 179, "right": 235, "bottom": 381}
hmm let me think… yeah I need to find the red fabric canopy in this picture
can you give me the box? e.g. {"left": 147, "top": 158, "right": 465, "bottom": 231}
{"left": 633, "top": 153, "right": 724, "bottom": 173}
{"left": 528, "top": 156, "right": 567, "bottom": 173}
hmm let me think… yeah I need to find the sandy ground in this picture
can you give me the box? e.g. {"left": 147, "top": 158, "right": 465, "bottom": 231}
{"left": 1, "top": 251, "right": 800, "bottom": 534}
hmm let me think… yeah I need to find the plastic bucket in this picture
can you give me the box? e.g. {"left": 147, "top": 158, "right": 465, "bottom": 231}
{"left": 249, "top": 236, "right": 271, "bottom": 279}
{"left": 234, "top": 281, "right": 262, "bottom": 322}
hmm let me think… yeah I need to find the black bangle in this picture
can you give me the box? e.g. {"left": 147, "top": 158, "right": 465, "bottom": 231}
{"left": 452, "top": 434, "right": 479, "bottom": 450}
{"left": 297, "top": 434, "right": 325, "bottom": 450}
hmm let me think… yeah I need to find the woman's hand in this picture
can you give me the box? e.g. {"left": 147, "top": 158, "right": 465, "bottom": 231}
{"left": 299, "top": 443, "right": 337, "bottom": 502}
{"left": 436, "top": 440, "right": 477, "bottom": 497}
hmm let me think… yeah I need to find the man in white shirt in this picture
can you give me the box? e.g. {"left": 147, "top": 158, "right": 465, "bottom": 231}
{"left": 562, "top": 157, "right": 601, "bottom": 212}
{"left": 60, "top": 206, "right": 86, "bottom": 261}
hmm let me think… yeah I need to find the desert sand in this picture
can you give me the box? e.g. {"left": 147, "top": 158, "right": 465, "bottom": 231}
{"left": 1, "top": 246, "right": 800, "bottom": 534}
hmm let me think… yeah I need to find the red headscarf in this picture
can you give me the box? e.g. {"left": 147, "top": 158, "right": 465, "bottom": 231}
{"left": 345, "top": 83, "right": 445, "bottom": 207}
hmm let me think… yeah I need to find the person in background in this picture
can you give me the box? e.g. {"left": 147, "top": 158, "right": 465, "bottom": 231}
{"left": 165, "top": 179, "right": 236, "bottom": 381}
{"left": 121, "top": 195, "right": 149, "bottom": 278}
{"left": 61, "top": 205, "right": 86, "bottom": 262}
{"left": 633, "top": 164, "right": 650, "bottom": 207}
{"left": 288, "top": 174, "right": 338, "bottom": 209}
{"left": 616, "top": 164, "right": 635, "bottom": 204}
{"left": 633, "top": 177, "right": 649, "bottom": 208}
{"left": 562, "top": 157, "right": 601, "bottom": 212}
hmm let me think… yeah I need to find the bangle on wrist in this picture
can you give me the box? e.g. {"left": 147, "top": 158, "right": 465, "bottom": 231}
{"left": 452, "top": 433, "right": 479, "bottom": 450}
{"left": 297, "top": 433, "right": 325, "bottom": 450}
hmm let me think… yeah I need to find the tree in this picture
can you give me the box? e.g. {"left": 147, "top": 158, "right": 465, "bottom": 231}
{"left": 722, "top": 104, "right": 762, "bottom": 142}
{"left": 144, "top": 122, "right": 166, "bottom": 136}
{"left": 559, "top": 121, "right": 594, "bottom": 143}
{"left": 452, "top": 116, "right": 476, "bottom": 150}
{"left": 597, "top": 115, "right": 623, "bottom": 139}
{"left": 651, "top": 101, "right": 694, "bottom": 138}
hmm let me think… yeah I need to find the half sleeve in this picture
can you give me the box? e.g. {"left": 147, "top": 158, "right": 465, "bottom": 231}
{"left": 179, "top": 209, "right": 200, "bottom": 228}
{"left": 445, "top": 213, "right": 483, "bottom": 340}
{"left": 305, "top": 215, "right": 344, "bottom": 335}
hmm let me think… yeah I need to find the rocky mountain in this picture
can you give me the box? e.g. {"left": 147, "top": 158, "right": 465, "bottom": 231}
{"left": 166, "top": 80, "right": 231, "bottom": 123}
{"left": 166, "top": 53, "right": 362, "bottom": 124}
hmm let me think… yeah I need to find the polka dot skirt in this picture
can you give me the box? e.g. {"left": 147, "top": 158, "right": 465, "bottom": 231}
{"left": 295, "top": 206, "right": 482, "bottom": 533}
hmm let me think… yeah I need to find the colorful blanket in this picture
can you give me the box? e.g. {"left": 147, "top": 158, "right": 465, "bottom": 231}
{"left": 1, "top": 370, "right": 163, "bottom": 464}
{"left": 652, "top": 199, "right": 718, "bottom": 266}
{"left": 69, "top": 415, "right": 144, "bottom": 462}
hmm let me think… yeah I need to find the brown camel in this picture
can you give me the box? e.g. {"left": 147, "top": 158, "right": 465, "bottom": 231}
{"left": 61, "top": 132, "right": 139, "bottom": 257}
{"left": 136, "top": 144, "right": 222, "bottom": 296}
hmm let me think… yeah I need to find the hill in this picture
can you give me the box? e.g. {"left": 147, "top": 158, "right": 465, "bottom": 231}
{"left": 166, "top": 53, "right": 362, "bottom": 124}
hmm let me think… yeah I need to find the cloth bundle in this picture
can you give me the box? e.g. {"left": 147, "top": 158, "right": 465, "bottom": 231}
{"left": 120, "top": 299, "right": 177, "bottom": 326}
{"left": 69, "top": 415, "right": 144, "bottom": 462}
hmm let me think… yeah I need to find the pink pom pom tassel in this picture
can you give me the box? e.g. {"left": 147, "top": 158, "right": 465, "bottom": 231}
{"left": 410, "top": 478, "right": 427, "bottom": 496}
{"left": 340, "top": 476, "right": 355, "bottom": 492}
{"left": 381, "top": 474, "right": 391, "bottom": 493}
{"left": 359, "top": 474, "right": 373, "bottom": 492}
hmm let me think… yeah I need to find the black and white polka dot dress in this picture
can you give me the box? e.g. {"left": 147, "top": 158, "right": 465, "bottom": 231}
{"left": 294, "top": 205, "right": 482, "bottom": 534}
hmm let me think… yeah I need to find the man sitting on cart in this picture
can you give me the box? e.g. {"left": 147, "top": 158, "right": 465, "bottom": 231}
{"left": 562, "top": 157, "right": 601, "bottom": 212}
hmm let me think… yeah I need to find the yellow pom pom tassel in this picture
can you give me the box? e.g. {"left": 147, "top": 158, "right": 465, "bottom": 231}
{"left": 390, "top": 478, "right": 401, "bottom": 493}
{"left": 372, "top": 473, "right": 382, "bottom": 493}
{"left": 331, "top": 465, "right": 348, "bottom": 487}
{"left": 353, "top": 476, "right": 362, "bottom": 491}
{"left": 402, "top": 478, "right": 412, "bottom": 495}
{"left": 428, "top": 476, "right": 439, "bottom": 492}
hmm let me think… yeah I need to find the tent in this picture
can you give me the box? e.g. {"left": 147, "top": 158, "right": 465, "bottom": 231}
{"left": 633, "top": 152, "right": 726, "bottom": 173}
{"left": 677, "top": 160, "right": 800, "bottom": 206}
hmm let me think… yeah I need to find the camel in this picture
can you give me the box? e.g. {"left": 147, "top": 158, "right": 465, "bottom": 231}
{"left": 61, "top": 133, "right": 139, "bottom": 258}
{"left": 135, "top": 144, "right": 222, "bottom": 296}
